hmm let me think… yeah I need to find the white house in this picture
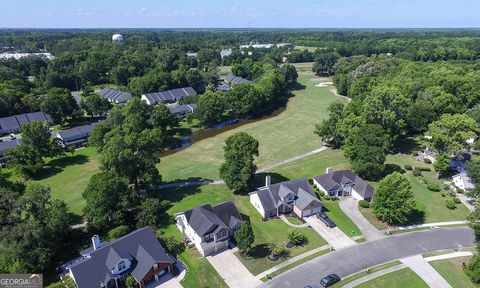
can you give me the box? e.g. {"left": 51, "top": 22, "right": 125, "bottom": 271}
{"left": 175, "top": 201, "right": 243, "bottom": 256}
{"left": 452, "top": 172, "right": 475, "bottom": 191}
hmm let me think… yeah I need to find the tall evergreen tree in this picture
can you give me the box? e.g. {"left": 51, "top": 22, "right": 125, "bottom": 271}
{"left": 234, "top": 219, "right": 254, "bottom": 255}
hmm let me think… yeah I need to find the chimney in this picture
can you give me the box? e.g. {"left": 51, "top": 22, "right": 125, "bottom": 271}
{"left": 265, "top": 175, "right": 271, "bottom": 187}
{"left": 92, "top": 235, "right": 101, "bottom": 250}
{"left": 326, "top": 167, "right": 334, "bottom": 174}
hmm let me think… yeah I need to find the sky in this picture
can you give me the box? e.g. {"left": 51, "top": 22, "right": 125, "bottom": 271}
{"left": 0, "top": 0, "right": 478, "bottom": 29}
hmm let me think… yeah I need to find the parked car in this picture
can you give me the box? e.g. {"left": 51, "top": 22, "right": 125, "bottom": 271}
{"left": 304, "top": 285, "right": 319, "bottom": 288}
{"left": 320, "top": 274, "right": 340, "bottom": 287}
{"left": 318, "top": 212, "right": 336, "bottom": 228}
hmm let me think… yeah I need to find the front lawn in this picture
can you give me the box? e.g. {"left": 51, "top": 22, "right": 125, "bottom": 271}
{"left": 233, "top": 195, "right": 328, "bottom": 276}
{"left": 331, "top": 260, "right": 402, "bottom": 288}
{"left": 355, "top": 268, "right": 428, "bottom": 288}
{"left": 322, "top": 200, "right": 362, "bottom": 237}
{"left": 430, "top": 256, "right": 478, "bottom": 288}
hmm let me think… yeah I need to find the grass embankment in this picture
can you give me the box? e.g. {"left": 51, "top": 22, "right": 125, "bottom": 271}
{"left": 354, "top": 268, "right": 428, "bottom": 288}
{"left": 430, "top": 256, "right": 479, "bottom": 288}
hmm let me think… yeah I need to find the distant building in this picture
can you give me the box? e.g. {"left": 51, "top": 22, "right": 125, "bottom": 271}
{"left": 98, "top": 88, "right": 132, "bottom": 104}
{"left": 313, "top": 168, "right": 375, "bottom": 202}
{"left": 141, "top": 87, "right": 197, "bottom": 105}
{"left": 55, "top": 124, "right": 95, "bottom": 148}
{"left": 276, "top": 43, "right": 295, "bottom": 49}
{"left": 0, "top": 112, "right": 51, "bottom": 135}
{"left": 167, "top": 104, "right": 197, "bottom": 117}
{"left": 0, "top": 52, "right": 54, "bottom": 60}
{"left": 186, "top": 52, "right": 198, "bottom": 58}
{"left": 224, "top": 75, "right": 253, "bottom": 85}
{"left": 0, "top": 139, "right": 21, "bottom": 163}
{"left": 239, "top": 43, "right": 273, "bottom": 49}
{"left": 216, "top": 83, "right": 231, "bottom": 92}
{"left": 112, "top": 34, "right": 124, "bottom": 42}
{"left": 220, "top": 49, "right": 233, "bottom": 58}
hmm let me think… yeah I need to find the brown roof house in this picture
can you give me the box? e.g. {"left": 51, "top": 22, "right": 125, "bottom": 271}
{"left": 313, "top": 168, "right": 374, "bottom": 201}
{"left": 249, "top": 176, "right": 323, "bottom": 220}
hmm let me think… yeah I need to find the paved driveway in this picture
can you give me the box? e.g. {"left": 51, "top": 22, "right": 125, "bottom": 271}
{"left": 206, "top": 249, "right": 262, "bottom": 288}
{"left": 304, "top": 216, "right": 356, "bottom": 250}
{"left": 260, "top": 227, "right": 474, "bottom": 288}
{"left": 401, "top": 255, "right": 451, "bottom": 288}
{"left": 339, "top": 197, "right": 386, "bottom": 241}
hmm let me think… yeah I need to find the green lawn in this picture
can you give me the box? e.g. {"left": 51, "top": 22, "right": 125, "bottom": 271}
{"left": 233, "top": 194, "right": 328, "bottom": 276}
{"left": 355, "top": 268, "right": 429, "bottom": 288}
{"left": 430, "top": 256, "right": 479, "bottom": 288}
{"left": 3, "top": 146, "right": 100, "bottom": 215}
{"left": 322, "top": 200, "right": 362, "bottom": 237}
{"left": 261, "top": 248, "right": 331, "bottom": 281}
{"left": 331, "top": 261, "right": 402, "bottom": 288}
{"left": 158, "top": 74, "right": 346, "bottom": 182}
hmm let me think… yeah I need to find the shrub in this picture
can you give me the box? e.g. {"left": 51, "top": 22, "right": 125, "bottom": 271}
{"left": 413, "top": 168, "right": 422, "bottom": 177}
{"left": 424, "top": 158, "right": 432, "bottom": 164}
{"left": 441, "top": 192, "right": 447, "bottom": 197}
{"left": 449, "top": 190, "right": 457, "bottom": 197}
{"left": 457, "top": 188, "right": 465, "bottom": 194}
{"left": 108, "top": 225, "right": 130, "bottom": 240}
{"left": 420, "top": 178, "right": 428, "bottom": 184}
{"left": 331, "top": 196, "right": 339, "bottom": 201}
{"left": 445, "top": 199, "right": 457, "bottom": 210}
{"left": 465, "top": 254, "right": 480, "bottom": 284}
{"left": 427, "top": 182, "right": 441, "bottom": 192}
{"left": 324, "top": 195, "right": 331, "bottom": 200}
{"left": 453, "top": 197, "right": 461, "bottom": 204}
{"left": 413, "top": 151, "right": 419, "bottom": 156}
{"left": 160, "top": 236, "right": 185, "bottom": 257}
{"left": 359, "top": 200, "right": 370, "bottom": 208}
{"left": 417, "top": 166, "right": 432, "bottom": 171}
{"left": 404, "top": 164, "right": 413, "bottom": 170}
{"left": 308, "top": 179, "right": 314, "bottom": 185}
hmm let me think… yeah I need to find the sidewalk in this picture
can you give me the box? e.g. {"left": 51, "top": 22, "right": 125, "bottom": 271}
{"left": 401, "top": 255, "right": 451, "bottom": 288}
{"left": 256, "top": 245, "right": 331, "bottom": 279}
{"left": 339, "top": 198, "right": 385, "bottom": 241}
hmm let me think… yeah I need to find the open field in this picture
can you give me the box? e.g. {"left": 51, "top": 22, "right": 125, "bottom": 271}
{"left": 430, "top": 256, "right": 479, "bottom": 288}
{"left": 355, "top": 267, "right": 428, "bottom": 288}
{"left": 158, "top": 73, "right": 345, "bottom": 182}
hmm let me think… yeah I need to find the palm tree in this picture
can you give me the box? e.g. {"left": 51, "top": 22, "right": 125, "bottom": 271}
{"left": 287, "top": 229, "right": 301, "bottom": 247}
{"left": 268, "top": 242, "right": 277, "bottom": 258}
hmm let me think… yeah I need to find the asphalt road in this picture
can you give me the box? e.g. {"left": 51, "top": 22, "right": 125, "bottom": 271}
{"left": 260, "top": 227, "right": 474, "bottom": 288}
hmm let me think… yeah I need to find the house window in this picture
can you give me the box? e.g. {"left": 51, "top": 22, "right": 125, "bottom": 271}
{"left": 203, "top": 234, "right": 213, "bottom": 242}
{"left": 154, "top": 263, "right": 158, "bottom": 270}
{"left": 118, "top": 261, "right": 126, "bottom": 271}
{"left": 217, "top": 229, "right": 228, "bottom": 240}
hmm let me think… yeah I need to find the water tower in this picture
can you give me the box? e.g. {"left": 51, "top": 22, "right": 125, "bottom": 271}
{"left": 112, "top": 34, "right": 124, "bottom": 43}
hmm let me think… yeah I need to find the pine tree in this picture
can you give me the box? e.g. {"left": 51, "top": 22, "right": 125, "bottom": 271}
{"left": 234, "top": 219, "right": 254, "bottom": 255}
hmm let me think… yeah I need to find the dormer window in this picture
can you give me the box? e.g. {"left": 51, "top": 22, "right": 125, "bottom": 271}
{"left": 203, "top": 234, "right": 213, "bottom": 242}
{"left": 217, "top": 229, "right": 228, "bottom": 240}
{"left": 118, "top": 261, "right": 126, "bottom": 271}
{"left": 284, "top": 194, "right": 294, "bottom": 203}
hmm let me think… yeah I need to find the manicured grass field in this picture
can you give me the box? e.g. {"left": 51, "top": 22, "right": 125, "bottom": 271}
{"left": 355, "top": 268, "right": 428, "bottom": 288}
{"left": 3, "top": 146, "right": 100, "bottom": 215}
{"left": 430, "top": 256, "right": 478, "bottom": 288}
{"left": 331, "top": 260, "right": 402, "bottom": 287}
{"left": 158, "top": 74, "right": 346, "bottom": 182}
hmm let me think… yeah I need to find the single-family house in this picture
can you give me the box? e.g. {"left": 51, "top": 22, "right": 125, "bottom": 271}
{"left": 99, "top": 88, "right": 132, "bottom": 104}
{"left": 249, "top": 176, "right": 323, "bottom": 220}
{"left": 313, "top": 168, "right": 374, "bottom": 201}
{"left": 59, "top": 227, "right": 176, "bottom": 288}
{"left": 141, "top": 87, "right": 197, "bottom": 105}
{"left": 224, "top": 75, "right": 253, "bottom": 85}
{"left": 220, "top": 49, "right": 233, "bottom": 58}
{"left": 216, "top": 83, "right": 231, "bottom": 92}
{"left": 175, "top": 201, "right": 243, "bottom": 256}
{"left": 167, "top": 104, "right": 197, "bottom": 117}
{"left": 452, "top": 172, "right": 475, "bottom": 191}
{"left": 0, "top": 139, "right": 21, "bottom": 163}
{"left": 0, "top": 111, "right": 51, "bottom": 134}
{"left": 55, "top": 124, "right": 95, "bottom": 148}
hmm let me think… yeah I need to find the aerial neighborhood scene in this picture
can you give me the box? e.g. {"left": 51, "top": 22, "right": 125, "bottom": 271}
{"left": 1, "top": 1, "right": 480, "bottom": 288}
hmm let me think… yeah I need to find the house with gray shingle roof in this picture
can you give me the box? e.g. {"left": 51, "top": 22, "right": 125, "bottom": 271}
{"left": 60, "top": 226, "right": 175, "bottom": 288}
{"left": 249, "top": 176, "right": 323, "bottom": 220}
{"left": 141, "top": 87, "right": 197, "bottom": 105}
{"left": 99, "top": 88, "right": 132, "bottom": 104}
{"left": 224, "top": 75, "right": 253, "bottom": 85}
{"left": 313, "top": 168, "right": 374, "bottom": 201}
{"left": 0, "top": 111, "right": 51, "bottom": 134}
{"left": 175, "top": 201, "right": 243, "bottom": 256}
